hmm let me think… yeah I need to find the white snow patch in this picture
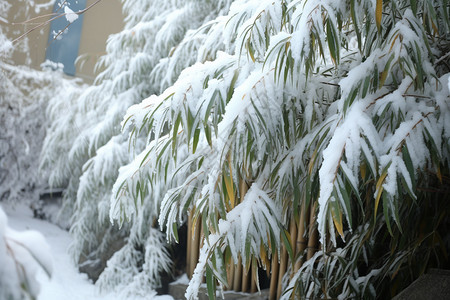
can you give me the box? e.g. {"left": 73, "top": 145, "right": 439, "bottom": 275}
{"left": 2, "top": 203, "right": 173, "bottom": 300}
{"left": 64, "top": 6, "right": 78, "bottom": 23}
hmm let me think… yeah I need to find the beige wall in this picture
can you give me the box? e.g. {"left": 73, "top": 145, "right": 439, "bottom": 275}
{"left": 5, "top": 0, "right": 124, "bottom": 82}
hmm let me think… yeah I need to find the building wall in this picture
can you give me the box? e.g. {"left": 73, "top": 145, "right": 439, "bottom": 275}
{"left": 5, "top": 0, "right": 124, "bottom": 82}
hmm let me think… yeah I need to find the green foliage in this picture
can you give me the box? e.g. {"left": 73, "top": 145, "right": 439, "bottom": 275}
{"left": 112, "top": 0, "right": 450, "bottom": 298}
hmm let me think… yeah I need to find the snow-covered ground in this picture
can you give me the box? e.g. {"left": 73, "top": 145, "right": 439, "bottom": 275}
{"left": 2, "top": 203, "right": 173, "bottom": 300}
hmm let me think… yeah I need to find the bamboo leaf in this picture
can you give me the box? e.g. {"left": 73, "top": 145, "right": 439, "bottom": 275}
{"left": 350, "top": 0, "right": 362, "bottom": 52}
{"left": 204, "top": 123, "right": 212, "bottom": 147}
{"left": 376, "top": 0, "right": 383, "bottom": 30}
{"left": 382, "top": 193, "right": 393, "bottom": 236}
{"left": 172, "top": 222, "right": 179, "bottom": 243}
{"left": 192, "top": 128, "right": 200, "bottom": 153}
{"left": 401, "top": 145, "right": 415, "bottom": 189}
{"left": 375, "top": 162, "right": 391, "bottom": 219}
{"left": 206, "top": 265, "right": 216, "bottom": 299}
{"left": 326, "top": 19, "right": 339, "bottom": 65}
{"left": 330, "top": 197, "right": 344, "bottom": 238}
{"left": 379, "top": 54, "right": 395, "bottom": 88}
{"left": 224, "top": 165, "right": 235, "bottom": 209}
{"left": 410, "top": 0, "right": 417, "bottom": 16}
{"left": 172, "top": 114, "right": 181, "bottom": 154}
{"left": 281, "top": 228, "right": 294, "bottom": 266}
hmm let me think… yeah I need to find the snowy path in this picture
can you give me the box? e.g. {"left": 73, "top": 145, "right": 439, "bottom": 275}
{"left": 4, "top": 204, "right": 114, "bottom": 300}
{"left": 3, "top": 204, "right": 172, "bottom": 300}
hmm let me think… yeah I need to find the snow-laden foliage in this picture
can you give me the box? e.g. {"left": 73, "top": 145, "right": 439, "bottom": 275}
{"left": 0, "top": 62, "right": 82, "bottom": 204}
{"left": 0, "top": 0, "right": 81, "bottom": 204}
{"left": 112, "top": 0, "right": 450, "bottom": 298}
{"left": 40, "top": 0, "right": 234, "bottom": 294}
{"left": 0, "top": 206, "right": 52, "bottom": 300}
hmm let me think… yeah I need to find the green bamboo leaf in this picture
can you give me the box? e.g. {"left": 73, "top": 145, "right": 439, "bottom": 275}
{"left": 350, "top": 0, "right": 362, "bottom": 52}
{"left": 401, "top": 145, "right": 415, "bottom": 188}
{"left": 172, "top": 114, "right": 181, "bottom": 154}
{"left": 247, "top": 40, "right": 256, "bottom": 62}
{"left": 206, "top": 265, "right": 216, "bottom": 300}
{"left": 382, "top": 193, "right": 393, "bottom": 236}
{"left": 172, "top": 222, "right": 179, "bottom": 243}
{"left": 192, "top": 128, "right": 200, "bottom": 153}
{"left": 442, "top": 0, "right": 450, "bottom": 30}
{"left": 139, "top": 148, "right": 152, "bottom": 168}
{"left": 244, "top": 234, "right": 252, "bottom": 273}
{"left": 379, "top": 54, "right": 395, "bottom": 88}
{"left": 344, "top": 88, "right": 359, "bottom": 115}
{"left": 336, "top": 181, "right": 353, "bottom": 229}
{"left": 204, "top": 123, "right": 212, "bottom": 147}
{"left": 360, "top": 75, "right": 370, "bottom": 98}
{"left": 281, "top": 228, "right": 294, "bottom": 266}
{"left": 414, "top": 42, "right": 424, "bottom": 90}
{"left": 410, "top": 0, "right": 417, "bottom": 16}
{"left": 226, "top": 70, "right": 239, "bottom": 102}
{"left": 372, "top": 64, "right": 379, "bottom": 93}
{"left": 326, "top": 19, "right": 339, "bottom": 65}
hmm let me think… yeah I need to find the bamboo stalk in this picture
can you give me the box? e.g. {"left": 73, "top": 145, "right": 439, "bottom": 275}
{"left": 186, "top": 210, "right": 192, "bottom": 278}
{"left": 232, "top": 256, "right": 242, "bottom": 291}
{"left": 199, "top": 220, "right": 205, "bottom": 283}
{"left": 189, "top": 215, "right": 201, "bottom": 277}
{"left": 294, "top": 201, "right": 309, "bottom": 273}
{"left": 239, "top": 175, "right": 249, "bottom": 292}
{"left": 241, "top": 263, "right": 249, "bottom": 293}
{"left": 277, "top": 245, "right": 288, "bottom": 299}
{"left": 250, "top": 263, "right": 257, "bottom": 293}
{"left": 307, "top": 202, "right": 318, "bottom": 260}
{"left": 199, "top": 223, "right": 204, "bottom": 249}
{"left": 269, "top": 251, "right": 279, "bottom": 300}
{"left": 226, "top": 260, "right": 235, "bottom": 290}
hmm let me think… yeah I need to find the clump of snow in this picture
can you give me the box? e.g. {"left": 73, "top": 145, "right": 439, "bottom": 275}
{"left": 0, "top": 205, "right": 52, "bottom": 300}
{"left": 64, "top": 6, "right": 78, "bottom": 24}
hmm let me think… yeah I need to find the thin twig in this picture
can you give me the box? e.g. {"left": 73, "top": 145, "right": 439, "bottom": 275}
{"left": 434, "top": 51, "right": 450, "bottom": 66}
{"left": 12, "top": 0, "right": 104, "bottom": 44}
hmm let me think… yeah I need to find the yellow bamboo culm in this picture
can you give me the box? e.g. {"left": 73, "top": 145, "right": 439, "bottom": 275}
{"left": 276, "top": 244, "right": 288, "bottom": 299}
{"left": 241, "top": 264, "right": 250, "bottom": 293}
{"left": 186, "top": 210, "right": 192, "bottom": 278}
{"left": 294, "top": 201, "right": 309, "bottom": 273}
{"left": 226, "top": 260, "right": 235, "bottom": 290}
{"left": 232, "top": 256, "right": 243, "bottom": 291}
{"left": 199, "top": 223, "right": 204, "bottom": 250}
{"left": 198, "top": 224, "right": 206, "bottom": 284}
{"left": 189, "top": 214, "right": 201, "bottom": 277}
{"left": 239, "top": 176, "right": 250, "bottom": 292}
{"left": 250, "top": 262, "right": 257, "bottom": 293}
{"left": 307, "top": 202, "right": 318, "bottom": 260}
{"left": 269, "top": 250, "right": 279, "bottom": 300}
